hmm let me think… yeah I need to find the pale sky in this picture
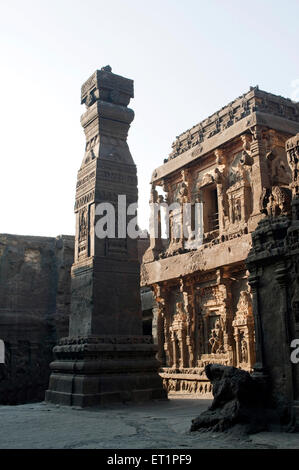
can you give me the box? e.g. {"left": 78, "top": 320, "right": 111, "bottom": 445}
{"left": 0, "top": 0, "right": 298, "bottom": 236}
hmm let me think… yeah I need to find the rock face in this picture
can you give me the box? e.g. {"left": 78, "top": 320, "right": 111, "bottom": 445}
{"left": 0, "top": 234, "right": 74, "bottom": 404}
{"left": 45, "top": 66, "right": 166, "bottom": 407}
{"left": 190, "top": 364, "right": 268, "bottom": 434}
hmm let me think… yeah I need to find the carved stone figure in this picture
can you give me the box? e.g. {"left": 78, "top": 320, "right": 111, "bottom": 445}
{"left": 209, "top": 318, "right": 223, "bottom": 354}
{"left": 240, "top": 336, "right": 248, "bottom": 363}
{"left": 78, "top": 208, "right": 88, "bottom": 241}
{"left": 142, "top": 88, "right": 299, "bottom": 397}
{"left": 260, "top": 186, "right": 292, "bottom": 217}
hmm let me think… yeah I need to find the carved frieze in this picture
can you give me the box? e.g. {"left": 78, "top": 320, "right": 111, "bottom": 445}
{"left": 166, "top": 87, "right": 299, "bottom": 162}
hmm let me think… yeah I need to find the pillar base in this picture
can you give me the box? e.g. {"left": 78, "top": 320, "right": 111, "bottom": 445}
{"left": 45, "top": 335, "right": 167, "bottom": 407}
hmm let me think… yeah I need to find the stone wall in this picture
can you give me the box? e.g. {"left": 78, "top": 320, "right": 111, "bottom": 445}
{"left": 0, "top": 233, "right": 153, "bottom": 404}
{"left": 0, "top": 234, "right": 74, "bottom": 404}
{"left": 142, "top": 88, "right": 299, "bottom": 396}
{"left": 246, "top": 133, "right": 299, "bottom": 420}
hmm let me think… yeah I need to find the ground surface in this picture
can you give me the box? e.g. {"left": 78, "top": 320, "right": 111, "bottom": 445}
{"left": 0, "top": 394, "right": 298, "bottom": 449}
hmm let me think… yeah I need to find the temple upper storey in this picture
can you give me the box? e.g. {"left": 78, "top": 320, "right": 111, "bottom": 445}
{"left": 152, "top": 87, "right": 299, "bottom": 184}
{"left": 143, "top": 87, "right": 299, "bottom": 270}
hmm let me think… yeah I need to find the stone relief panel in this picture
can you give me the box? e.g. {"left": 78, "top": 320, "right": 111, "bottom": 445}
{"left": 260, "top": 186, "right": 292, "bottom": 217}
{"left": 152, "top": 271, "right": 256, "bottom": 394}
{"left": 78, "top": 206, "right": 89, "bottom": 259}
{"left": 232, "top": 290, "right": 255, "bottom": 370}
{"left": 194, "top": 282, "right": 233, "bottom": 367}
{"left": 226, "top": 151, "right": 253, "bottom": 232}
{"left": 265, "top": 130, "right": 292, "bottom": 187}
{"left": 208, "top": 316, "right": 224, "bottom": 354}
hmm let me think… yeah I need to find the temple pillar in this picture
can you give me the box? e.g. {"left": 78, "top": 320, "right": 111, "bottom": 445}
{"left": 180, "top": 278, "right": 195, "bottom": 367}
{"left": 46, "top": 66, "right": 166, "bottom": 406}
{"left": 234, "top": 330, "right": 240, "bottom": 365}
{"left": 247, "top": 270, "right": 264, "bottom": 373}
{"left": 143, "top": 184, "right": 164, "bottom": 262}
{"left": 248, "top": 125, "right": 269, "bottom": 230}
{"left": 214, "top": 148, "right": 228, "bottom": 235}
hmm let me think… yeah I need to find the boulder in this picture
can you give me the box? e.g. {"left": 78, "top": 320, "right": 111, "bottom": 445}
{"left": 190, "top": 364, "right": 268, "bottom": 434}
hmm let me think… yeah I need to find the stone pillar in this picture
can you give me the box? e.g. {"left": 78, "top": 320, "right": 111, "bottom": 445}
{"left": 154, "top": 305, "right": 166, "bottom": 365}
{"left": 214, "top": 148, "right": 227, "bottom": 235}
{"left": 46, "top": 66, "right": 166, "bottom": 406}
{"left": 248, "top": 125, "right": 269, "bottom": 231}
{"left": 143, "top": 184, "right": 163, "bottom": 262}
{"left": 247, "top": 269, "right": 265, "bottom": 374}
{"left": 286, "top": 134, "right": 299, "bottom": 420}
{"left": 179, "top": 329, "right": 187, "bottom": 368}
{"left": 274, "top": 262, "right": 294, "bottom": 400}
{"left": 164, "top": 315, "right": 173, "bottom": 367}
{"left": 180, "top": 278, "right": 195, "bottom": 368}
{"left": 234, "top": 330, "right": 240, "bottom": 366}
{"left": 217, "top": 269, "right": 235, "bottom": 365}
{"left": 171, "top": 330, "right": 177, "bottom": 368}
{"left": 246, "top": 214, "right": 297, "bottom": 417}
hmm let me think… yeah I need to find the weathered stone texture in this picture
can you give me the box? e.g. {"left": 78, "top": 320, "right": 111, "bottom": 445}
{"left": 142, "top": 88, "right": 299, "bottom": 396}
{"left": 245, "top": 133, "right": 299, "bottom": 428}
{"left": 0, "top": 234, "right": 74, "bottom": 404}
{"left": 190, "top": 364, "right": 269, "bottom": 434}
{"left": 46, "top": 66, "right": 166, "bottom": 407}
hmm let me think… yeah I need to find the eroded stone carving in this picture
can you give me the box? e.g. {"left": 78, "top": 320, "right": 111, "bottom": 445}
{"left": 260, "top": 186, "right": 292, "bottom": 217}
{"left": 190, "top": 364, "right": 269, "bottom": 434}
{"left": 142, "top": 89, "right": 299, "bottom": 396}
{"left": 209, "top": 318, "right": 224, "bottom": 354}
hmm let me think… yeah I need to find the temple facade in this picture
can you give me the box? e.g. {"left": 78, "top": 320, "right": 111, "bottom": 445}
{"left": 141, "top": 87, "right": 299, "bottom": 395}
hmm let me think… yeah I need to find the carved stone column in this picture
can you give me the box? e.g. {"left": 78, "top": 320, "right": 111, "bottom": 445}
{"left": 275, "top": 262, "right": 293, "bottom": 389}
{"left": 143, "top": 183, "right": 164, "bottom": 262}
{"left": 217, "top": 269, "right": 235, "bottom": 365}
{"left": 180, "top": 278, "right": 195, "bottom": 368}
{"left": 248, "top": 125, "right": 269, "bottom": 230}
{"left": 247, "top": 269, "right": 264, "bottom": 373}
{"left": 170, "top": 329, "right": 177, "bottom": 369}
{"left": 46, "top": 66, "right": 166, "bottom": 406}
{"left": 152, "top": 283, "right": 167, "bottom": 366}
{"left": 232, "top": 289, "right": 255, "bottom": 370}
{"left": 234, "top": 330, "right": 241, "bottom": 365}
{"left": 286, "top": 133, "right": 299, "bottom": 424}
{"left": 214, "top": 148, "right": 228, "bottom": 235}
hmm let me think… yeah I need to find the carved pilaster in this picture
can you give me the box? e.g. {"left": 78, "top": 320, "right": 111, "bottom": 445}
{"left": 214, "top": 148, "right": 228, "bottom": 235}
{"left": 217, "top": 269, "right": 235, "bottom": 365}
{"left": 286, "top": 133, "right": 299, "bottom": 198}
{"left": 247, "top": 270, "right": 264, "bottom": 373}
{"left": 248, "top": 125, "right": 269, "bottom": 229}
{"left": 143, "top": 183, "right": 164, "bottom": 262}
{"left": 232, "top": 289, "right": 255, "bottom": 370}
{"left": 153, "top": 283, "right": 168, "bottom": 366}
{"left": 180, "top": 278, "right": 195, "bottom": 367}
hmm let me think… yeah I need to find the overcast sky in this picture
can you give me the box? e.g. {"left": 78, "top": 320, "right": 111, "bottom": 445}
{"left": 1, "top": 0, "right": 298, "bottom": 236}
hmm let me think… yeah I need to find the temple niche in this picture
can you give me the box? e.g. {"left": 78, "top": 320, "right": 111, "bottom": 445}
{"left": 232, "top": 290, "right": 255, "bottom": 371}
{"left": 142, "top": 87, "right": 299, "bottom": 395}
